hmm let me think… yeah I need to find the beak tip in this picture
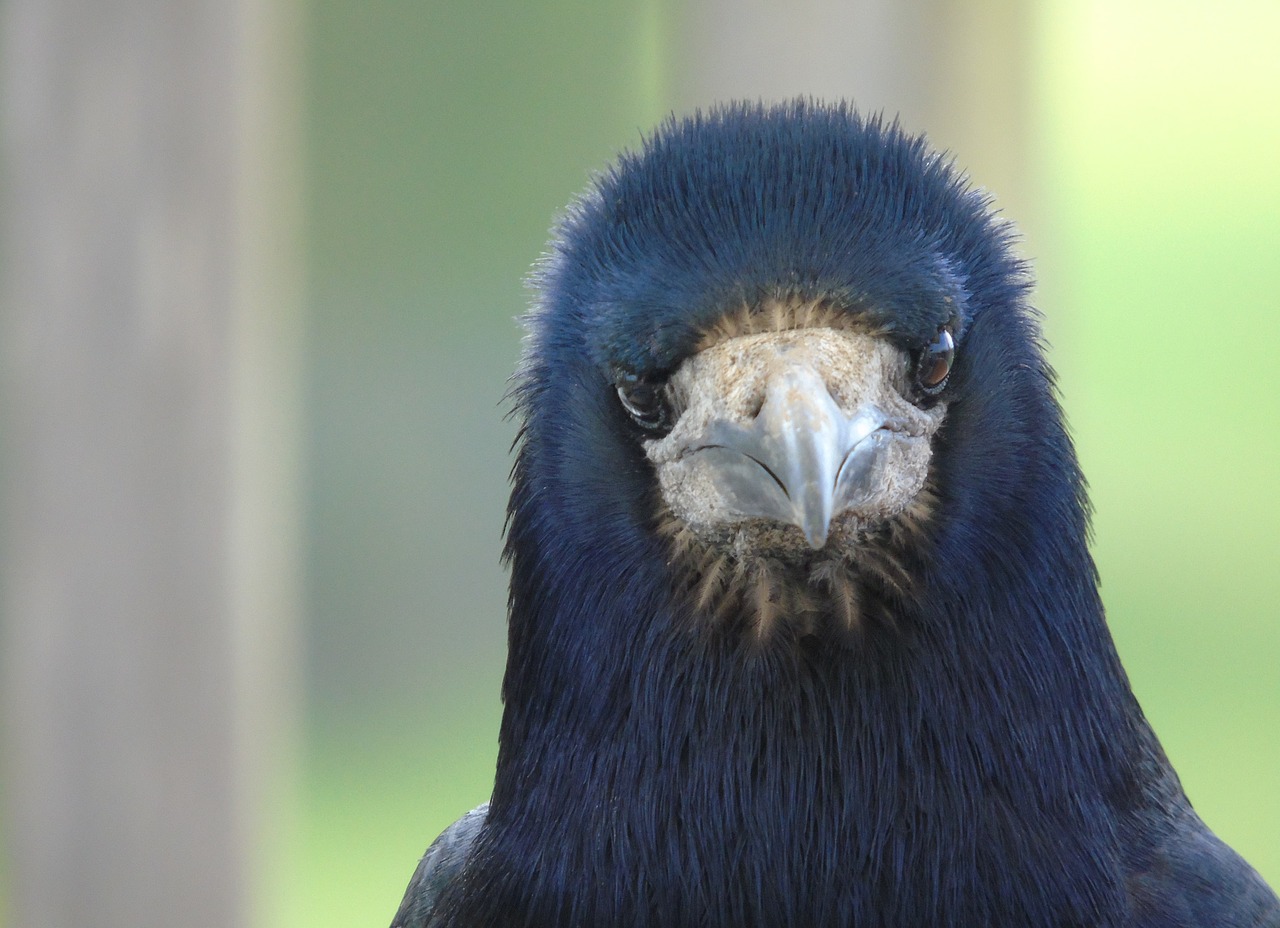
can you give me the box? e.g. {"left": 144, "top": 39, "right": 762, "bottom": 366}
{"left": 803, "top": 524, "right": 830, "bottom": 550}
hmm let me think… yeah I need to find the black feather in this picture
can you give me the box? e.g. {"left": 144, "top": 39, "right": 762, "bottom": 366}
{"left": 390, "top": 805, "right": 488, "bottom": 928}
{"left": 394, "top": 101, "right": 1278, "bottom": 928}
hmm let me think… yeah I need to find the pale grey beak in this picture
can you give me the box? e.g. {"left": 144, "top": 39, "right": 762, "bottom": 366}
{"left": 695, "top": 363, "right": 888, "bottom": 549}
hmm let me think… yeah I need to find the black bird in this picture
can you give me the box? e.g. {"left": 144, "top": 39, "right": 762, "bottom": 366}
{"left": 392, "top": 101, "right": 1278, "bottom": 928}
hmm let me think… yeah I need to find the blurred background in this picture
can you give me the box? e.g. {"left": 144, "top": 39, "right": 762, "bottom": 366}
{"left": 2, "top": 1, "right": 1277, "bottom": 926}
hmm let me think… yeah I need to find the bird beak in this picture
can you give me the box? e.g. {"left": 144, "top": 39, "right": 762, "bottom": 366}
{"left": 695, "top": 363, "right": 887, "bottom": 549}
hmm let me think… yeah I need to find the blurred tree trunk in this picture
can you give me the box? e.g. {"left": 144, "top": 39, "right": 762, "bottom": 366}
{"left": 674, "top": 0, "right": 1035, "bottom": 233}
{"left": 0, "top": 2, "right": 301, "bottom": 927}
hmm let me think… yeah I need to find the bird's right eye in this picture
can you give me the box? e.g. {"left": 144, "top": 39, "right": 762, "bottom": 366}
{"left": 616, "top": 373, "right": 670, "bottom": 432}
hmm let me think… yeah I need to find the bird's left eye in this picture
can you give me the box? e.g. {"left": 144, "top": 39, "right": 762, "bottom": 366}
{"left": 616, "top": 373, "right": 670, "bottom": 432}
{"left": 914, "top": 323, "right": 956, "bottom": 395}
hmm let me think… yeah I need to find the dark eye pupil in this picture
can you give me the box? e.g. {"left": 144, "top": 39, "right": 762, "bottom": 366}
{"left": 617, "top": 375, "right": 668, "bottom": 430}
{"left": 916, "top": 326, "right": 955, "bottom": 393}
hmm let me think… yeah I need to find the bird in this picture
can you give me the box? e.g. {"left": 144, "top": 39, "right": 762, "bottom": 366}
{"left": 391, "top": 100, "right": 1279, "bottom": 928}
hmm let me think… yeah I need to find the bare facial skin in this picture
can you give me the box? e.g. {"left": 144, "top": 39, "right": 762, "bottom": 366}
{"left": 642, "top": 315, "right": 948, "bottom": 634}
{"left": 647, "top": 327, "right": 945, "bottom": 556}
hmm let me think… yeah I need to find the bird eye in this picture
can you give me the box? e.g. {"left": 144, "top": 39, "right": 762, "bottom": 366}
{"left": 914, "top": 323, "right": 956, "bottom": 395}
{"left": 616, "top": 373, "right": 670, "bottom": 432}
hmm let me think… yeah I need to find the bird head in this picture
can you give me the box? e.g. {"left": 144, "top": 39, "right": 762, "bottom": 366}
{"left": 515, "top": 101, "right": 1054, "bottom": 642}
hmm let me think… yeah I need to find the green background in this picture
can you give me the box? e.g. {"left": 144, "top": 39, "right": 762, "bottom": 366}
{"left": 279, "top": 2, "right": 1280, "bottom": 925}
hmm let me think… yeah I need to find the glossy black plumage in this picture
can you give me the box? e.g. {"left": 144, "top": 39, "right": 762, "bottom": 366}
{"left": 393, "top": 101, "right": 1278, "bottom": 928}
